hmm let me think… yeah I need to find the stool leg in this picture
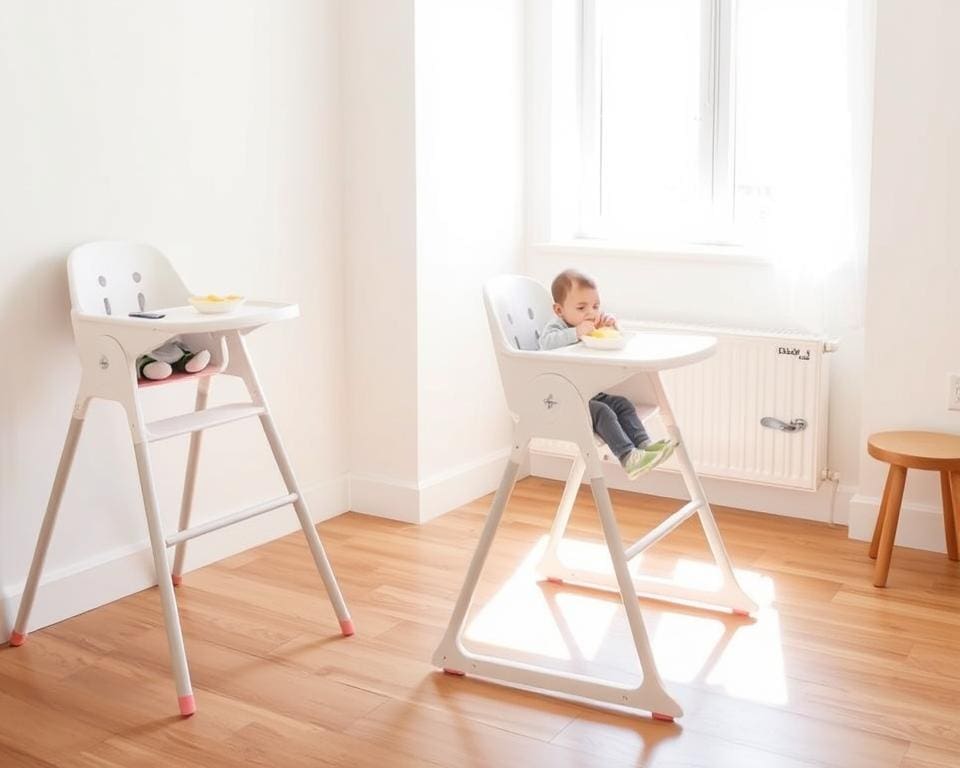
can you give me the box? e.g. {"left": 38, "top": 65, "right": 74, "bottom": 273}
{"left": 133, "top": 442, "right": 195, "bottom": 716}
{"left": 940, "top": 471, "right": 959, "bottom": 561}
{"left": 869, "top": 466, "right": 896, "bottom": 559}
{"left": 874, "top": 465, "right": 907, "bottom": 587}
{"left": 9, "top": 416, "right": 85, "bottom": 646}
{"left": 171, "top": 377, "right": 211, "bottom": 585}
{"left": 947, "top": 472, "right": 960, "bottom": 560}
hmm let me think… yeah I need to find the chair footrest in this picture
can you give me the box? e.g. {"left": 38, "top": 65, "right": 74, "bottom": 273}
{"left": 145, "top": 403, "right": 264, "bottom": 442}
{"left": 165, "top": 493, "right": 298, "bottom": 547}
{"left": 138, "top": 367, "right": 221, "bottom": 389}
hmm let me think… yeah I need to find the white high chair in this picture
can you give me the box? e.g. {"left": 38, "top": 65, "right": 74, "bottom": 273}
{"left": 7, "top": 241, "right": 354, "bottom": 717}
{"left": 432, "top": 275, "right": 757, "bottom": 720}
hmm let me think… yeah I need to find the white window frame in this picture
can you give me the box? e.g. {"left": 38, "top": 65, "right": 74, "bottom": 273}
{"left": 577, "top": 0, "right": 738, "bottom": 245}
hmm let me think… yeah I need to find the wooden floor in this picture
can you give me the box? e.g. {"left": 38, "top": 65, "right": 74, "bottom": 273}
{"left": 2, "top": 477, "right": 960, "bottom": 767}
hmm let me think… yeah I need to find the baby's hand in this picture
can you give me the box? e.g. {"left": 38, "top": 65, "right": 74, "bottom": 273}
{"left": 576, "top": 320, "right": 597, "bottom": 338}
{"left": 598, "top": 313, "right": 619, "bottom": 329}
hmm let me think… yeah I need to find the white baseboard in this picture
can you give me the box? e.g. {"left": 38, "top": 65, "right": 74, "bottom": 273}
{"left": 529, "top": 448, "right": 855, "bottom": 525}
{"left": 418, "top": 449, "right": 513, "bottom": 522}
{"left": 348, "top": 472, "right": 422, "bottom": 523}
{"left": 848, "top": 493, "right": 949, "bottom": 553}
{"left": 347, "top": 444, "right": 857, "bottom": 529}
{"left": 0, "top": 475, "right": 349, "bottom": 639}
{"left": 349, "top": 448, "right": 512, "bottom": 523}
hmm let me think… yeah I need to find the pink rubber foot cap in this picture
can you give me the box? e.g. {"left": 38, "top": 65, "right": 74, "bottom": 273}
{"left": 178, "top": 694, "right": 197, "bottom": 717}
{"left": 8, "top": 631, "right": 26, "bottom": 647}
{"left": 652, "top": 712, "right": 674, "bottom": 723}
{"left": 172, "top": 574, "right": 183, "bottom": 587}
{"left": 732, "top": 608, "right": 750, "bottom": 617}
{"left": 339, "top": 618, "right": 355, "bottom": 637}
{"left": 546, "top": 577, "right": 564, "bottom": 584}
{"left": 443, "top": 668, "right": 465, "bottom": 676}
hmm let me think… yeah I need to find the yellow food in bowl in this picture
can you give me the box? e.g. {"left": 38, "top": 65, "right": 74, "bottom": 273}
{"left": 588, "top": 327, "right": 621, "bottom": 339}
{"left": 190, "top": 294, "right": 244, "bottom": 303}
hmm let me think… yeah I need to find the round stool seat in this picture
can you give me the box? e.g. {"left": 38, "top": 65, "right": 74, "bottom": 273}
{"left": 868, "top": 431, "right": 960, "bottom": 471}
{"left": 867, "top": 430, "right": 960, "bottom": 587}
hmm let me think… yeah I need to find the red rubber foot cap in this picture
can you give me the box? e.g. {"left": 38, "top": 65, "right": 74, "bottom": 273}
{"left": 546, "top": 577, "right": 564, "bottom": 584}
{"left": 172, "top": 575, "right": 183, "bottom": 587}
{"left": 178, "top": 695, "right": 197, "bottom": 717}
{"left": 8, "top": 631, "right": 26, "bottom": 647}
{"left": 652, "top": 713, "right": 674, "bottom": 723}
{"left": 443, "top": 668, "right": 466, "bottom": 676}
{"left": 339, "top": 619, "right": 356, "bottom": 637}
{"left": 732, "top": 608, "right": 750, "bottom": 617}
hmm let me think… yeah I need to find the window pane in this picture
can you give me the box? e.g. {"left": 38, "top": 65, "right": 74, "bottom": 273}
{"left": 734, "top": 0, "right": 853, "bottom": 244}
{"left": 598, "top": 0, "right": 703, "bottom": 238}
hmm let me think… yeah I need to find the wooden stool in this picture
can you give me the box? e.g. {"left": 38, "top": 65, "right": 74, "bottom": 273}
{"left": 868, "top": 431, "right": 960, "bottom": 586}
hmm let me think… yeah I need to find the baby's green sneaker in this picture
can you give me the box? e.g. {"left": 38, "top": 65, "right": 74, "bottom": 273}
{"left": 645, "top": 439, "right": 679, "bottom": 470}
{"left": 623, "top": 447, "right": 659, "bottom": 479}
{"left": 623, "top": 440, "right": 679, "bottom": 479}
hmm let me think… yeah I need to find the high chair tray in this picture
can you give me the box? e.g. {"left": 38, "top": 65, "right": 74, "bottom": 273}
{"left": 528, "top": 331, "right": 717, "bottom": 371}
{"left": 74, "top": 300, "right": 299, "bottom": 333}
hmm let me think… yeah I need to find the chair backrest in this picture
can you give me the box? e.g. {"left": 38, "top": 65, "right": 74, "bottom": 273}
{"left": 483, "top": 274, "right": 557, "bottom": 353}
{"left": 67, "top": 241, "right": 190, "bottom": 316}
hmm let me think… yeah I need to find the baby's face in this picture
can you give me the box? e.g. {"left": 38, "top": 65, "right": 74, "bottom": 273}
{"left": 556, "top": 284, "right": 601, "bottom": 326}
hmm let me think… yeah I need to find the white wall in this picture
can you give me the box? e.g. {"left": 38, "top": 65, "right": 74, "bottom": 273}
{"left": 849, "top": 0, "right": 960, "bottom": 551}
{"left": 341, "top": 0, "right": 422, "bottom": 517}
{"left": 414, "top": 0, "right": 525, "bottom": 517}
{"left": 0, "top": 0, "right": 347, "bottom": 636}
{"left": 343, "top": 0, "right": 525, "bottom": 522}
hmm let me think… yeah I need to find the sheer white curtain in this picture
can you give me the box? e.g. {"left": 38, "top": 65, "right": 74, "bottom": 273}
{"left": 738, "top": 0, "right": 875, "bottom": 334}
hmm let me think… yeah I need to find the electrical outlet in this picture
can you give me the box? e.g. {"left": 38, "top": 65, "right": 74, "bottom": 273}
{"left": 950, "top": 374, "right": 960, "bottom": 411}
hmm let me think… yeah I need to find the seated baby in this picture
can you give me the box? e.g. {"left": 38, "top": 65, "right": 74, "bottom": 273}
{"left": 539, "top": 269, "right": 677, "bottom": 478}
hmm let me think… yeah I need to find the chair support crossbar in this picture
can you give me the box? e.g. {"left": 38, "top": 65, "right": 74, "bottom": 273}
{"left": 624, "top": 499, "right": 704, "bottom": 560}
{"left": 164, "top": 493, "right": 298, "bottom": 548}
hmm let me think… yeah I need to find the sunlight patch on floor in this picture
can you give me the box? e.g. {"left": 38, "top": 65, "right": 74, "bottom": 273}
{"left": 462, "top": 534, "right": 788, "bottom": 705}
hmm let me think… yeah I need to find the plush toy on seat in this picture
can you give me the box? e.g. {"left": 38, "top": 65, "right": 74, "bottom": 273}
{"left": 138, "top": 340, "right": 211, "bottom": 381}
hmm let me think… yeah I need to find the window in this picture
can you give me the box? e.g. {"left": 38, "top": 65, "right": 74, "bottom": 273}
{"left": 576, "top": 0, "right": 857, "bottom": 249}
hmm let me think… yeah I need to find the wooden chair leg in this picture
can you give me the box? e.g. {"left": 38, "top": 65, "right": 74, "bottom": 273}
{"left": 946, "top": 472, "right": 960, "bottom": 562}
{"left": 869, "top": 465, "right": 895, "bottom": 559}
{"left": 940, "top": 472, "right": 957, "bottom": 560}
{"left": 874, "top": 465, "right": 907, "bottom": 587}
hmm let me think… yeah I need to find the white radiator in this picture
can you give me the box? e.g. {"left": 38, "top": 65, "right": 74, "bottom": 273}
{"left": 533, "top": 322, "right": 835, "bottom": 492}
{"left": 627, "top": 321, "right": 834, "bottom": 491}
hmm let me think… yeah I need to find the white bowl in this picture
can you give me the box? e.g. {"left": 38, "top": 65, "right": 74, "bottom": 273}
{"left": 581, "top": 332, "right": 627, "bottom": 350}
{"left": 188, "top": 296, "right": 246, "bottom": 314}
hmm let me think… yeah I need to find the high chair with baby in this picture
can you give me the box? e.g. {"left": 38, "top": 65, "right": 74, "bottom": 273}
{"left": 7, "top": 241, "right": 354, "bottom": 716}
{"left": 432, "top": 275, "right": 757, "bottom": 720}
